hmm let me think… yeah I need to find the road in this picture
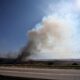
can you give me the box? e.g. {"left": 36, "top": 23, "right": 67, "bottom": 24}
{"left": 0, "top": 67, "right": 80, "bottom": 80}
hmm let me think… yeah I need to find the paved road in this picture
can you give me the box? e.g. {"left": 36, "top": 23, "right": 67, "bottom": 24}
{"left": 0, "top": 67, "right": 80, "bottom": 80}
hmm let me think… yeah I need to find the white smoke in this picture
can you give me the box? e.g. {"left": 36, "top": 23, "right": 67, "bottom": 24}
{"left": 24, "top": 0, "right": 80, "bottom": 60}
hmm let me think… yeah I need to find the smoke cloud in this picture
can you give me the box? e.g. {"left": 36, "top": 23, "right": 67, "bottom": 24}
{"left": 22, "top": 0, "right": 80, "bottom": 60}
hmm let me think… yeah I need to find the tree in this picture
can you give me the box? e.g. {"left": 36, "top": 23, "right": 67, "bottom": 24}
{"left": 72, "top": 63, "right": 78, "bottom": 65}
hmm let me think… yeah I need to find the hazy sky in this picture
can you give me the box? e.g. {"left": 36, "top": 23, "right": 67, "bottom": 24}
{"left": 0, "top": 0, "right": 45, "bottom": 53}
{"left": 0, "top": 0, "right": 80, "bottom": 57}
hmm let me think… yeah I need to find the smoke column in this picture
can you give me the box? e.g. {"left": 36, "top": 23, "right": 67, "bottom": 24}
{"left": 22, "top": 0, "right": 80, "bottom": 60}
